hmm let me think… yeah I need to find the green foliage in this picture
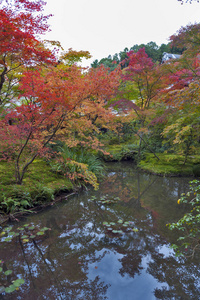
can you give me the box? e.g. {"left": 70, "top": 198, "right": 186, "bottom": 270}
{"left": 28, "top": 184, "right": 55, "bottom": 203}
{"left": 90, "top": 195, "right": 120, "bottom": 205}
{"left": 51, "top": 145, "right": 105, "bottom": 178}
{"left": 91, "top": 41, "right": 175, "bottom": 69}
{"left": 118, "top": 144, "right": 138, "bottom": 161}
{"left": 49, "top": 146, "right": 105, "bottom": 190}
{"left": 0, "top": 259, "right": 25, "bottom": 294}
{"left": 47, "top": 140, "right": 66, "bottom": 155}
{"left": 0, "top": 223, "right": 50, "bottom": 244}
{"left": 193, "top": 164, "right": 200, "bottom": 177}
{"left": 139, "top": 153, "right": 200, "bottom": 176}
{"left": 167, "top": 180, "right": 200, "bottom": 257}
{"left": 100, "top": 143, "right": 138, "bottom": 162}
{"left": 0, "top": 159, "right": 73, "bottom": 215}
{"left": 102, "top": 219, "right": 138, "bottom": 236}
{"left": 0, "top": 196, "right": 31, "bottom": 214}
{"left": 162, "top": 113, "right": 200, "bottom": 164}
{"left": 0, "top": 183, "right": 55, "bottom": 214}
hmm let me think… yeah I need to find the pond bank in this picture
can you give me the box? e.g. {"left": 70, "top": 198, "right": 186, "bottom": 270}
{"left": 0, "top": 191, "right": 77, "bottom": 226}
{"left": 0, "top": 159, "right": 76, "bottom": 223}
{"left": 102, "top": 145, "right": 200, "bottom": 177}
{"left": 1, "top": 151, "right": 200, "bottom": 222}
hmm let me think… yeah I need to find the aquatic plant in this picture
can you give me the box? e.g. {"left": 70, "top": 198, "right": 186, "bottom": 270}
{"left": 102, "top": 220, "right": 139, "bottom": 235}
{"left": 0, "top": 223, "right": 50, "bottom": 294}
{"left": 0, "top": 260, "right": 25, "bottom": 294}
{"left": 90, "top": 195, "right": 120, "bottom": 205}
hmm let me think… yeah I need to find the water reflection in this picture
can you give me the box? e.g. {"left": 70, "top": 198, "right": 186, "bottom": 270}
{"left": 0, "top": 162, "right": 199, "bottom": 300}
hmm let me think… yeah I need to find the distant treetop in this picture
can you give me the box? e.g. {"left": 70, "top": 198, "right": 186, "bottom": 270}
{"left": 178, "top": 0, "right": 199, "bottom": 3}
{"left": 91, "top": 42, "right": 184, "bottom": 70}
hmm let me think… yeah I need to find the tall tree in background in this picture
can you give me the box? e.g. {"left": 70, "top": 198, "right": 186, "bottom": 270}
{"left": 111, "top": 48, "right": 167, "bottom": 159}
{"left": 160, "top": 23, "right": 200, "bottom": 161}
{"left": 178, "top": 0, "right": 199, "bottom": 3}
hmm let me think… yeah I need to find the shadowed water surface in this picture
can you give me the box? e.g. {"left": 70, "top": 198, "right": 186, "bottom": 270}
{"left": 0, "top": 162, "right": 199, "bottom": 299}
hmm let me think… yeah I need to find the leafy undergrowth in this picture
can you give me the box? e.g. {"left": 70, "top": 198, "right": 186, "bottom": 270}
{"left": 102, "top": 143, "right": 138, "bottom": 161}
{"left": 0, "top": 159, "right": 73, "bottom": 216}
{"left": 139, "top": 153, "right": 200, "bottom": 176}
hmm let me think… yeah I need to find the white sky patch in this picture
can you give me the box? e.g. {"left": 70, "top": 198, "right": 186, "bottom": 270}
{"left": 43, "top": 0, "right": 200, "bottom": 66}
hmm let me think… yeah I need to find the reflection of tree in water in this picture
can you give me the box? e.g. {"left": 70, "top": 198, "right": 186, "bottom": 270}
{"left": 0, "top": 162, "right": 199, "bottom": 299}
{"left": 148, "top": 253, "right": 200, "bottom": 300}
{"left": 119, "top": 250, "right": 143, "bottom": 278}
{"left": 0, "top": 228, "right": 110, "bottom": 300}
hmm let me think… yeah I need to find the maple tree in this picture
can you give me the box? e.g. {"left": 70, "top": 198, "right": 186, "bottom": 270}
{"left": 121, "top": 48, "right": 165, "bottom": 110}
{"left": 161, "top": 80, "right": 200, "bottom": 163}
{"left": 0, "top": 0, "right": 55, "bottom": 109}
{"left": 0, "top": 62, "right": 120, "bottom": 185}
{"left": 111, "top": 48, "right": 168, "bottom": 159}
{"left": 160, "top": 23, "right": 200, "bottom": 160}
{"left": 0, "top": 0, "right": 121, "bottom": 187}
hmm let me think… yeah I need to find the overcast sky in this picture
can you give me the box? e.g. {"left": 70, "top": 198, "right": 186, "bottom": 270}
{"left": 43, "top": 0, "right": 200, "bottom": 66}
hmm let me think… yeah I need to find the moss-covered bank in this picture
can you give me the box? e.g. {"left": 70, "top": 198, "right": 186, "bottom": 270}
{"left": 0, "top": 159, "right": 74, "bottom": 223}
{"left": 138, "top": 153, "right": 200, "bottom": 177}
{"left": 102, "top": 142, "right": 200, "bottom": 177}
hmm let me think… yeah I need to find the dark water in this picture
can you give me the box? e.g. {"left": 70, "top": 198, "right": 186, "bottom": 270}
{"left": 0, "top": 162, "right": 200, "bottom": 300}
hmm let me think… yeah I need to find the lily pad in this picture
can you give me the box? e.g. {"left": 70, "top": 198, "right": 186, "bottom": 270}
{"left": 36, "top": 231, "right": 44, "bottom": 236}
{"left": 5, "top": 285, "right": 16, "bottom": 293}
{"left": 41, "top": 227, "right": 49, "bottom": 231}
{"left": 5, "top": 227, "right": 12, "bottom": 232}
{"left": 4, "top": 237, "right": 12, "bottom": 242}
{"left": 22, "top": 239, "right": 29, "bottom": 243}
{"left": 29, "top": 235, "right": 36, "bottom": 239}
{"left": 13, "top": 278, "right": 25, "bottom": 287}
{"left": 5, "top": 270, "right": 12, "bottom": 276}
{"left": 21, "top": 235, "right": 28, "bottom": 239}
{"left": 117, "top": 220, "right": 123, "bottom": 224}
{"left": 28, "top": 226, "right": 35, "bottom": 230}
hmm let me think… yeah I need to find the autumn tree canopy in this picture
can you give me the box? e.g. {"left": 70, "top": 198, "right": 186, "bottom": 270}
{"left": 0, "top": 0, "right": 55, "bottom": 109}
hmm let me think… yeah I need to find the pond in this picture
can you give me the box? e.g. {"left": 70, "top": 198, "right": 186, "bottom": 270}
{"left": 0, "top": 162, "right": 200, "bottom": 300}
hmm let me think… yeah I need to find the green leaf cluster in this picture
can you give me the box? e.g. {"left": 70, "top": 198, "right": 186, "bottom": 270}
{"left": 167, "top": 180, "right": 200, "bottom": 257}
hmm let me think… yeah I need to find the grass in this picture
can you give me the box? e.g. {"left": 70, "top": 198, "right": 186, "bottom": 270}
{"left": 0, "top": 159, "right": 73, "bottom": 191}
{"left": 0, "top": 159, "right": 74, "bottom": 216}
{"left": 139, "top": 153, "right": 200, "bottom": 176}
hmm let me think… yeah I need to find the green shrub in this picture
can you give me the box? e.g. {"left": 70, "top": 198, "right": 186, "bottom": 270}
{"left": 193, "top": 164, "right": 200, "bottom": 177}
{"left": 53, "top": 145, "right": 105, "bottom": 178}
{"left": 167, "top": 180, "right": 200, "bottom": 257}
